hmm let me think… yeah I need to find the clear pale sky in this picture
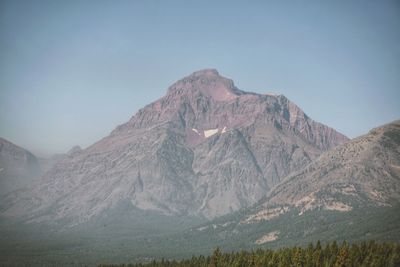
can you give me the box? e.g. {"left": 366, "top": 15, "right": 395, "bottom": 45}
{"left": 1, "top": 0, "right": 399, "bottom": 157}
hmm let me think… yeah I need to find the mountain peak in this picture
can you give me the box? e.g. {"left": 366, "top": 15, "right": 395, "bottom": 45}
{"left": 168, "top": 69, "right": 242, "bottom": 101}
{"left": 189, "top": 68, "right": 220, "bottom": 77}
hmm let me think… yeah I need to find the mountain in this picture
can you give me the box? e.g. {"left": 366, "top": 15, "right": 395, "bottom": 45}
{"left": 0, "top": 69, "right": 348, "bottom": 225}
{"left": 0, "top": 138, "right": 40, "bottom": 196}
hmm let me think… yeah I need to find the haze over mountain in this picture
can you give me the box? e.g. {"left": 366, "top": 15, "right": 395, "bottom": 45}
{"left": 0, "top": 137, "right": 78, "bottom": 197}
{"left": 1, "top": 69, "right": 348, "bottom": 224}
{"left": 0, "top": 138, "right": 40, "bottom": 196}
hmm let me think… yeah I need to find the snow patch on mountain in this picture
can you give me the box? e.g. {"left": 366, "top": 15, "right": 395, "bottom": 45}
{"left": 192, "top": 128, "right": 200, "bottom": 135}
{"left": 204, "top": 128, "right": 219, "bottom": 138}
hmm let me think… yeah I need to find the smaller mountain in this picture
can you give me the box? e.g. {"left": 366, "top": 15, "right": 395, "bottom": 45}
{"left": 0, "top": 138, "right": 40, "bottom": 196}
{"left": 245, "top": 120, "right": 400, "bottom": 223}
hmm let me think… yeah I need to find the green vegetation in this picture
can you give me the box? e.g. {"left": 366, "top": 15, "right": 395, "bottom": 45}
{"left": 100, "top": 241, "right": 400, "bottom": 267}
{"left": 1, "top": 205, "right": 399, "bottom": 266}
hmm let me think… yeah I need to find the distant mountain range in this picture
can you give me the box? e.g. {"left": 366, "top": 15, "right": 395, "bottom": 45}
{"left": 0, "top": 69, "right": 398, "bottom": 266}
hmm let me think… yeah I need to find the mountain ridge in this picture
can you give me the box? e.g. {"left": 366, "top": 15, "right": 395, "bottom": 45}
{"left": 243, "top": 120, "right": 400, "bottom": 223}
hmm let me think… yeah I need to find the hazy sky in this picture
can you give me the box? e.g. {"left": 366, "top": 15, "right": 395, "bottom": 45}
{"left": 1, "top": 0, "right": 399, "bottom": 156}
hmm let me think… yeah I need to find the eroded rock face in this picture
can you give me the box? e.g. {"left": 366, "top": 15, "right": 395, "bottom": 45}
{"left": 245, "top": 120, "right": 400, "bottom": 222}
{"left": 1, "top": 69, "right": 348, "bottom": 224}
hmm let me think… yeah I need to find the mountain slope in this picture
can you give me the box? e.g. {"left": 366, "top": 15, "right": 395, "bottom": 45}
{"left": 0, "top": 138, "right": 40, "bottom": 196}
{"left": 0, "top": 69, "right": 348, "bottom": 224}
{"left": 244, "top": 120, "right": 400, "bottom": 223}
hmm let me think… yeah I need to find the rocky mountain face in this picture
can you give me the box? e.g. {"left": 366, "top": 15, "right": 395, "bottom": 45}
{"left": 244, "top": 120, "right": 400, "bottom": 223}
{"left": 0, "top": 138, "right": 40, "bottom": 196}
{"left": 1, "top": 69, "right": 348, "bottom": 224}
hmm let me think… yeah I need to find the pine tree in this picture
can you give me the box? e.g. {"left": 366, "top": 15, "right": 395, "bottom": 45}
{"left": 292, "top": 247, "right": 305, "bottom": 267}
{"left": 316, "top": 240, "right": 322, "bottom": 251}
{"left": 209, "top": 247, "right": 221, "bottom": 267}
{"left": 334, "top": 242, "right": 349, "bottom": 267}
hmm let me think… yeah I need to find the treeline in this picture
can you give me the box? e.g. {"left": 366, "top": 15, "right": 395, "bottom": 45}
{"left": 100, "top": 241, "right": 400, "bottom": 267}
